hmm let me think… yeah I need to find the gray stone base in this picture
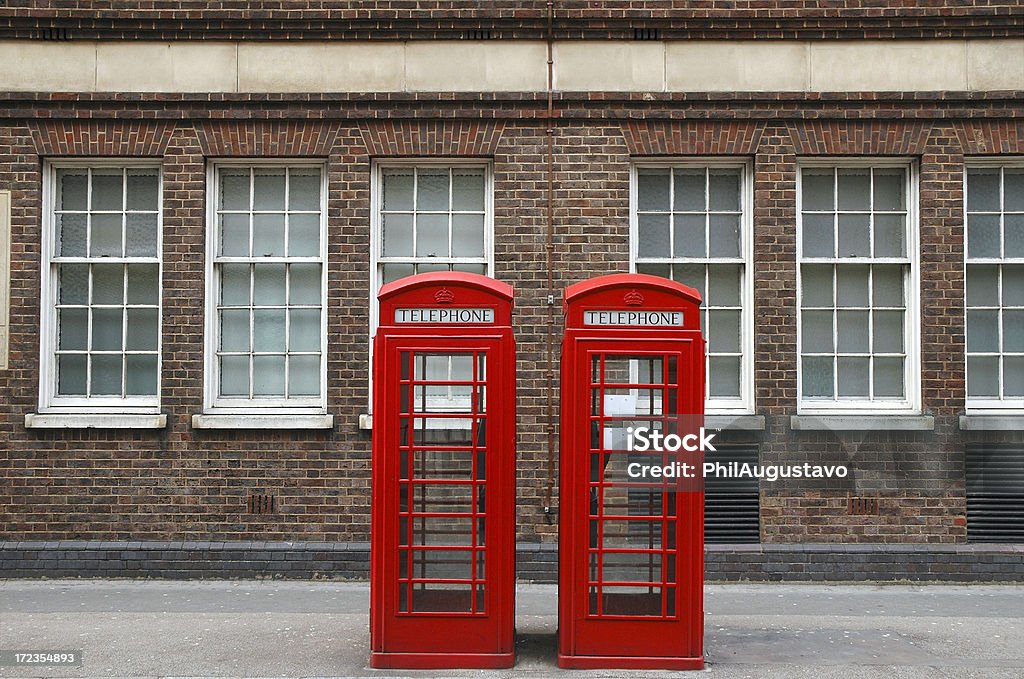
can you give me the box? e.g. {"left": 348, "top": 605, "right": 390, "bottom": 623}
{"left": 1, "top": 541, "right": 1022, "bottom": 582}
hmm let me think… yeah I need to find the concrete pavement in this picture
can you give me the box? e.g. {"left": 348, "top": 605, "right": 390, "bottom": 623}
{"left": 1, "top": 580, "right": 1022, "bottom": 678}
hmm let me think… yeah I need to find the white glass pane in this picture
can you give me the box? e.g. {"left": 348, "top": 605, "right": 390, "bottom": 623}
{"left": 58, "top": 308, "right": 88, "bottom": 350}
{"left": 56, "top": 214, "right": 87, "bottom": 257}
{"left": 289, "top": 309, "right": 320, "bottom": 352}
{"left": 1003, "top": 265, "right": 1024, "bottom": 306}
{"left": 57, "top": 354, "right": 87, "bottom": 395}
{"left": 221, "top": 263, "right": 250, "bottom": 306}
{"left": 968, "top": 214, "right": 1000, "bottom": 258}
{"left": 966, "top": 265, "right": 999, "bottom": 307}
{"left": 967, "top": 170, "right": 1000, "bottom": 212}
{"left": 836, "top": 265, "right": 869, "bottom": 306}
{"left": 837, "top": 356, "right": 869, "bottom": 398}
{"left": 220, "top": 309, "right": 250, "bottom": 352}
{"left": 802, "top": 356, "right": 833, "bottom": 399}
{"left": 673, "top": 263, "right": 704, "bottom": 298}
{"left": 872, "top": 170, "right": 904, "bottom": 211}
{"left": 801, "top": 265, "right": 833, "bottom": 307}
{"left": 383, "top": 213, "right": 413, "bottom": 257}
{"left": 708, "top": 214, "right": 740, "bottom": 258}
{"left": 802, "top": 214, "right": 834, "bottom": 257}
{"left": 872, "top": 265, "right": 904, "bottom": 307}
{"left": 126, "top": 213, "right": 158, "bottom": 257}
{"left": 126, "top": 354, "right": 158, "bottom": 396}
{"left": 126, "top": 263, "right": 159, "bottom": 305}
{"left": 91, "top": 214, "right": 122, "bottom": 257}
{"left": 452, "top": 170, "right": 485, "bottom": 211}
{"left": 1004, "top": 310, "right": 1024, "bottom": 352}
{"left": 709, "top": 355, "right": 741, "bottom": 399}
{"left": 288, "top": 170, "right": 320, "bottom": 211}
{"left": 801, "top": 170, "right": 833, "bottom": 211}
{"left": 59, "top": 264, "right": 89, "bottom": 304}
{"left": 253, "top": 355, "right": 286, "bottom": 396}
{"left": 289, "top": 355, "right": 320, "bottom": 397}
{"left": 638, "top": 214, "right": 670, "bottom": 257}
{"left": 801, "top": 310, "right": 833, "bottom": 353}
{"left": 708, "top": 309, "right": 741, "bottom": 353}
{"left": 673, "top": 169, "right": 704, "bottom": 211}
{"left": 290, "top": 264, "right": 321, "bottom": 305}
{"left": 967, "top": 355, "right": 999, "bottom": 398}
{"left": 415, "top": 213, "right": 448, "bottom": 257}
{"left": 416, "top": 263, "right": 448, "bottom": 273}
{"left": 91, "top": 354, "right": 123, "bottom": 395}
{"left": 872, "top": 310, "right": 904, "bottom": 354}
{"left": 451, "top": 214, "right": 485, "bottom": 257}
{"left": 220, "top": 355, "right": 249, "bottom": 396}
{"left": 288, "top": 214, "right": 320, "bottom": 257}
{"left": 220, "top": 214, "right": 249, "bottom": 257}
{"left": 126, "top": 308, "right": 159, "bottom": 350}
{"left": 837, "top": 214, "right": 869, "bottom": 257}
{"left": 837, "top": 169, "right": 870, "bottom": 210}
{"left": 91, "top": 170, "right": 123, "bottom": 211}
{"left": 708, "top": 170, "right": 740, "bottom": 211}
{"left": 873, "top": 214, "right": 905, "bottom": 257}
{"left": 253, "top": 309, "right": 286, "bottom": 352}
{"left": 383, "top": 171, "right": 414, "bottom": 210}
{"left": 253, "top": 264, "right": 286, "bottom": 305}
{"left": 707, "top": 265, "right": 741, "bottom": 307}
{"left": 126, "top": 170, "right": 159, "bottom": 211}
{"left": 382, "top": 263, "right": 414, "bottom": 284}
{"left": 253, "top": 214, "right": 285, "bottom": 256}
{"left": 253, "top": 170, "right": 286, "bottom": 210}
{"left": 92, "top": 264, "right": 124, "bottom": 304}
{"left": 1004, "top": 214, "right": 1024, "bottom": 258}
{"left": 636, "top": 263, "right": 670, "bottom": 279}
{"left": 417, "top": 171, "right": 449, "bottom": 211}
{"left": 220, "top": 170, "right": 250, "bottom": 210}
{"left": 873, "top": 356, "right": 904, "bottom": 398}
{"left": 673, "top": 214, "right": 704, "bottom": 257}
{"left": 1004, "top": 356, "right": 1024, "bottom": 398}
{"left": 92, "top": 308, "right": 123, "bottom": 351}
{"left": 1005, "top": 170, "right": 1024, "bottom": 212}
{"left": 452, "top": 263, "right": 486, "bottom": 276}
{"left": 836, "top": 310, "right": 869, "bottom": 352}
{"left": 637, "top": 170, "right": 670, "bottom": 211}
{"left": 57, "top": 170, "right": 88, "bottom": 211}
{"left": 967, "top": 309, "right": 999, "bottom": 352}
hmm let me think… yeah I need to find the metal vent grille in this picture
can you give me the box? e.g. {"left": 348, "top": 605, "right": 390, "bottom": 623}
{"left": 248, "top": 494, "right": 276, "bottom": 515}
{"left": 704, "top": 444, "right": 760, "bottom": 544}
{"left": 966, "top": 445, "right": 1024, "bottom": 543}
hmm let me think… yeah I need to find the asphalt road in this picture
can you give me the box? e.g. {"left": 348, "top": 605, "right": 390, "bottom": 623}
{"left": 1, "top": 580, "right": 1022, "bottom": 678}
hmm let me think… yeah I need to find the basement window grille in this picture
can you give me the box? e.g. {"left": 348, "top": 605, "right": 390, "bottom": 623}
{"left": 704, "top": 444, "right": 761, "bottom": 544}
{"left": 966, "top": 445, "right": 1024, "bottom": 543}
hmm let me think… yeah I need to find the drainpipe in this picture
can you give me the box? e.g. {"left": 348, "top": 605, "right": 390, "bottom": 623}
{"left": 543, "top": 0, "right": 556, "bottom": 522}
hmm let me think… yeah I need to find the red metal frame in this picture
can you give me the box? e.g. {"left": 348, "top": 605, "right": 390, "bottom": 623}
{"left": 371, "top": 272, "right": 516, "bottom": 669}
{"left": 558, "top": 274, "right": 705, "bottom": 670}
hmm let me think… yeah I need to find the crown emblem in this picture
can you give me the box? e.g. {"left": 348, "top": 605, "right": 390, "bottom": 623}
{"left": 434, "top": 288, "right": 455, "bottom": 304}
{"left": 623, "top": 290, "right": 644, "bottom": 306}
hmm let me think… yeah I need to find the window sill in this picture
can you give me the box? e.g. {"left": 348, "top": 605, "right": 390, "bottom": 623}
{"left": 959, "top": 415, "right": 1024, "bottom": 431}
{"left": 705, "top": 414, "right": 765, "bottom": 431}
{"left": 791, "top": 414, "right": 934, "bottom": 431}
{"left": 25, "top": 413, "right": 167, "bottom": 429}
{"left": 191, "top": 413, "right": 334, "bottom": 430}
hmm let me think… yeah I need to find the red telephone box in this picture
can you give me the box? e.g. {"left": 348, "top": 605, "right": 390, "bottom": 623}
{"left": 371, "top": 272, "right": 516, "bottom": 669}
{"left": 558, "top": 273, "right": 705, "bottom": 670}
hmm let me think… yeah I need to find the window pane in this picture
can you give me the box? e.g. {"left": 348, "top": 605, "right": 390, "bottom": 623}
{"left": 836, "top": 265, "right": 869, "bottom": 307}
{"left": 289, "top": 309, "right": 320, "bottom": 352}
{"left": 452, "top": 214, "right": 485, "bottom": 258}
{"left": 707, "top": 265, "right": 741, "bottom": 307}
{"left": 221, "top": 263, "right": 251, "bottom": 306}
{"left": 383, "top": 171, "right": 414, "bottom": 210}
{"left": 383, "top": 213, "right": 414, "bottom": 257}
{"left": 708, "top": 309, "right": 741, "bottom": 353}
{"left": 92, "top": 308, "right": 123, "bottom": 351}
{"left": 708, "top": 214, "right": 740, "bottom": 258}
{"left": 802, "top": 214, "right": 833, "bottom": 257}
{"left": 1004, "top": 356, "right": 1024, "bottom": 398}
{"left": 836, "top": 310, "right": 869, "bottom": 352}
{"left": 288, "top": 214, "right": 320, "bottom": 257}
{"left": 968, "top": 214, "right": 1001, "bottom": 258}
{"left": 253, "top": 309, "right": 286, "bottom": 352}
{"left": 59, "top": 264, "right": 89, "bottom": 305}
{"left": 383, "top": 263, "right": 414, "bottom": 284}
{"left": 836, "top": 357, "right": 869, "bottom": 398}
{"left": 872, "top": 265, "right": 904, "bottom": 307}
{"left": 967, "top": 170, "right": 1000, "bottom": 212}
{"left": 57, "top": 170, "right": 88, "bottom": 211}
{"left": 873, "top": 214, "right": 905, "bottom": 257}
{"left": 253, "top": 355, "right": 286, "bottom": 396}
{"left": 290, "top": 264, "right": 321, "bottom": 305}
{"left": 57, "top": 354, "right": 87, "bottom": 395}
{"left": 253, "top": 264, "right": 287, "bottom": 305}
{"left": 253, "top": 214, "right": 285, "bottom": 257}
{"left": 638, "top": 214, "right": 670, "bottom": 257}
{"left": 673, "top": 214, "right": 704, "bottom": 258}
{"left": 1005, "top": 170, "right": 1024, "bottom": 212}
{"left": 708, "top": 171, "right": 740, "bottom": 211}
{"left": 126, "top": 170, "right": 159, "bottom": 211}
{"left": 91, "top": 214, "right": 122, "bottom": 257}
{"left": 253, "top": 170, "right": 286, "bottom": 210}
{"left": 966, "top": 265, "right": 999, "bottom": 307}
{"left": 672, "top": 263, "right": 704, "bottom": 298}
{"left": 802, "top": 310, "right": 833, "bottom": 353}
{"left": 802, "top": 171, "right": 833, "bottom": 211}
{"left": 92, "top": 264, "right": 124, "bottom": 305}
{"left": 837, "top": 169, "right": 870, "bottom": 210}
{"left": 415, "top": 213, "right": 448, "bottom": 257}
{"left": 221, "top": 309, "right": 250, "bottom": 352}
{"left": 126, "top": 213, "right": 158, "bottom": 257}
{"left": 872, "top": 170, "right": 904, "bottom": 211}
{"left": 673, "top": 169, "right": 704, "bottom": 211}
{"left": 1003, "top": 265, "right": 1024, "bottom": 306}
{"left": 91, "top": 170, "right": 123, "bottom": 211}
{"left": 126, "top": 355, "right": 158, "bottom": 396}
{"left": 220, "top": 355, "right": 249, "bottom": 396}
{"left": 417, "top": 171, "right": 450, "bottom": 211}
{"left": 126, "top": 308, "right": 159, "bottom": 350}
{"left": 452, "top": 170, "right": 485, "bottom": 211}
{"left": 872, "top": 310, "right": 904, "bottom": 354}
{"left": 57, "top": 308, "right": 88, "bottom": 351}
{"left": 220, "top": 170, "right": 250, "bottom": 210}
{"left": 289, "top": 355, "right": 320, "bottom": 396}
{"left": 801, "top": 265, "right": 833, "bottom": 307}
{"left": 637, "top": 170, "right": 670, "bottom": 211}
{"left": 1004, "top": 310, "right": 1024, "bottom": 352}
{"left": 837, "top": 214, "right": 869, "bottom": 257}
{"left": 220, "top": 214, "right": 249, "bottom": 257}
{"left": 56, "top": 214, "right": 87, "bottom": 257}
{"left": 288, "top": 170, "right": 320, "bottom": 211}
{"left": 873, "top": 356, "right": 904, "bottom": 398}
{"left": 967, "top": 309, "right": 999, "bottom": 352}
{"left": 967, "top": 355, "right": 999, "bottom": 398}
{"left": 91, "top": 354, "right": 123, "bottom": 395}
{"left": 802, "top": 356, "right": 833, "bottom": 398}
{"left": 1004, "top": 214, "right": 1024, "bottom": 259}
{"left": 709, "top": 355, "right": 741, "bottom": 399}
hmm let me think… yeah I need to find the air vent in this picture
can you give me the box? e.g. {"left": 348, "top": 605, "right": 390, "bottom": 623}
{"left": 36, "top": 27, "right": 71, "bottom": 41}
{"left": 966, "top": 445, "right": 1024, "bottom": 543}
{"left": 704, "top": 444, "right": 760, "bottom": 544}
{"left": 847, "top": 497, "right": 880, "bottom": 515}
{"left": 464, "top": 29, "right": 492, "bottom": 40}
{"left": 633, "top": 27, "right": 659, "bottom": 41}
{"left": 248, "top": 494, "right": 277, "bottom": 515}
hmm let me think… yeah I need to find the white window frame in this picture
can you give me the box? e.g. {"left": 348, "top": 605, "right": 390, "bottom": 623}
{"left": 368, "top": 159, "right": 495, "bottom": 413}
{"left": 629, "top": 158, "right": 755, "bottom": 415}
{"left": 39, "top": 159, "right": 163, "bottom": 414}
{"left": 203, "top": 159, "right": 328, "bottom": 415}
{"left": 964, "top": 158, "right": 1024, "bottom": 412}
{"left": 795, "top": 157, "right": 921, "bottom": 414}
